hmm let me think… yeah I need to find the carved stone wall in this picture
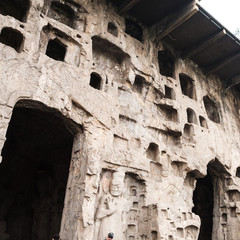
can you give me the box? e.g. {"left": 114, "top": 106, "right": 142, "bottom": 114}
{"left": 0, "top": 0, "right": 240, "bottom": 240}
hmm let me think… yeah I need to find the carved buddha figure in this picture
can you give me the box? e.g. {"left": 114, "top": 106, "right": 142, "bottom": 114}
{"left": 94, "top": 171, "right": 125, "bottom": 240}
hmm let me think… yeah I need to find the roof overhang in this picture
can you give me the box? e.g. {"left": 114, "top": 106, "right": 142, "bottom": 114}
{"left": 163, "top": 5, "right": 240, "bottom": 86}
{"left": 111, "top": 0, "right": 240, "bottom": 91}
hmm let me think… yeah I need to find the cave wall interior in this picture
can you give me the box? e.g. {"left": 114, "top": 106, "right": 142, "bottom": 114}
{"left": 0, "top": 0, "right": 240, "bottom": 240}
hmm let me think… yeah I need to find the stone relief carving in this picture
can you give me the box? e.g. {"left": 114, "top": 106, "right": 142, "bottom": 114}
{"left": 94, "top": 170, "right": 160, "bottom": 240}
{"left": 1, "top": 0, "right": 240, "bottom": 239}
{"left": 94, "top": 170, "right": 126, "bottom": 240}
{"left": 185, "top": 225, "right": 199, "bottom": 240}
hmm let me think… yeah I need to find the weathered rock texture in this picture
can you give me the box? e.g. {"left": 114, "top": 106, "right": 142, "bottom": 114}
{"left": 0, "top": 0, "right": 240, "bottom": 240}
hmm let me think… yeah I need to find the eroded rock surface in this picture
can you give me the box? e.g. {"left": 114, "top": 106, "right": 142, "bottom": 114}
{"left": 0, "top": 0, "right": 240, "bottom": 240}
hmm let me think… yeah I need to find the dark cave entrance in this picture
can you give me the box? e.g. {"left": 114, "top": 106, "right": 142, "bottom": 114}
{"left": 192, "top": 170, "right": 213, "bottom": 240}
{"left": 192, "top": 159, "right": 230, "bottom": 240}
{"left": 0, "top": 100, "right": 78, "bottom": 240}
{"left": 0, "top": 0, "right": 30, "bottom": 22}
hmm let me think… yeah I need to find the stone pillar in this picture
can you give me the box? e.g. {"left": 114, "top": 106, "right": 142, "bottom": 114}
{"left": 0, "top": 104, "right": 13, "bottom": 163}
{"left": 60, "top": 128, "right": 103, "bottom": 240}
{"left": 60, "top": 132, "right": 87, "bottom": 240}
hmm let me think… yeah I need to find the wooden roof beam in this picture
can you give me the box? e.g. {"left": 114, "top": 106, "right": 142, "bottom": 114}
{"left": 119, "top": 0, "right": 141, "bottom": 15}
{"left": 150, "top": 0, "right": 199, "bottom": 41}
{"left": 182, "top": 29, "right": 226, "bottom": 59}
{"left": 205, "top": 51, "right": 240, "bottom": 75}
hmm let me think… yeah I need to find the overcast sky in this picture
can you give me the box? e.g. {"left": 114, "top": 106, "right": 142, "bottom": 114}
{"left": 200, "top": 0, "right": 240, "bottom": 34}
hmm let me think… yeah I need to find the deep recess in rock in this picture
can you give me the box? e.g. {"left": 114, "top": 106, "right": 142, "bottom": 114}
{"left": 125, "top": 18, "right": 143, "bottom": 42}
{"left": 164, "top": 85, "right": 176, "bottom": 100}
{"left": 146, "top": 142, "right": 159, "bottom": 162}
{"left": 108, "top": 22, "right": 118, "bottom": 37}
{"left": 0, "top": 0, "right": 30, "bottom": 22}
{"left": 199, "top": 116, "right": 208, "bottom": 129}
{"left": 0, "top": 100, "right": 75, "bottom": 240}
{"left": 92, "top": 36, "right": 130, "bottom": 65}
{"left": 158, "top": 49, "right": 175, "bottom": 77}
{"left": 46, "top": 38, "right": 66, "bottom": 61}
{"left": 158, "top": 105, "right": 178, "bottom": 122}
{"left": 193, "top": 159, "right": 230, "bottom": 240}
{"left": 133, "top": 75, "right": 146, "bottom": 94}
{"left": 183, "top": 123, "right": 194, "bottom": 140}
{"left": 236, "top": 167, "right": 240, "bottom": 178}
{"left": 151, "top": 230, "right": 158, "bottom": 240}
{"left": 0, "top": 27, "right": 24, "bottom": 52}
{"left": 179, "top": 73, "right": 197, "bottom": 100}
{"left": 187, "top": 108, "right": 198, "bottom": 125}
{"left": 90, "top": 72, "right": 102, "bottom": 90}
{"left": 203, "top": 96, "right": 220, "bottom": 123}
{"left": 48, "top": 1, "right": 75, "bottom": 28}
{"left": 192, "top": 171, "right": 213, "bottom": 240}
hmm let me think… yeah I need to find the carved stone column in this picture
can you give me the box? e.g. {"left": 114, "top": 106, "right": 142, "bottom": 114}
{"left": 0, "top": 104, "right": 13, "bottom": 163}
{"left": 60, "top": 132, "right": 87, "bottom": 240}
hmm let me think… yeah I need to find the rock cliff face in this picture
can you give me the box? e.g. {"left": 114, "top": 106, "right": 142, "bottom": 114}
{"left": 0, "top": 0, "right": 240, "bottom": 240}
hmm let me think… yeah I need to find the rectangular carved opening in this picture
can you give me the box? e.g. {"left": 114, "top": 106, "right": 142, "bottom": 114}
{"left": 0, "top": 27, "right": 24, "bottom": 52}
{"left": 158, "top": 105, "right": 178, "bottom": 122}
{"left": 0, "top": 100, "right": 80, "bottom": 240}
{"left": 46, "top": 38, "right": 66, "bottom": 61}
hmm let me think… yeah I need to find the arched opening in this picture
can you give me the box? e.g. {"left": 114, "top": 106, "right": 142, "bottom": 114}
{"left": 0, "top": 0, "right": 30, "bottom": 22}
{"left": 236, "top": 167, "right": 240, "bottom": 178}
{"left": 203, "top": 96, "right": 220, "bottom": 123}
{"left": 125, "top": 18, "right": 143, "bottom": 42}
{"left": 46, "top": 38, "right": 66, "bottom": 61}
{"left": 107, "top": 22, "right": 118, "bottom": 37}
{"left": 158, "top": 49, "right": 175, "bottom": 77}
{"left": 192, "top": 159, "right": 230, "bottom": 240}
{"left": 90, "top": 72, "right": 102, "bottom": 90}
{"left": 146, "top": 142, "right": 159, "bottom": 162}
{"left": 164, "top": 85, "right": 176, "bottom": 100}
{"left": 0, "top": 27, "right": 24, "bottom": 53}
{"left": 132, "top": 75, "right": 146, "bottom": 94}
{"left": 199, "top": 116, "right": 208, "bottom": 129}
{"left": 151, "top": 230, "right": 157, "bottom": 240}
{"left": 192, "top": 170, "right": 213, "bottom": 240}
{"left": 48, "top": 1, "right": 75, "bottom": 28}
{"left": 187, "top": 108, "right": 198, "bottom": 125}
{"left": 158, "top": 105, "right": 178, "bottom": 122}
{"left": 92, "top": 35, "right": 130, "bottom": 66}
{"left": 183, "top": 123, "right": 194, "bottom": 141}
{"left": 0, "top": 100, "right": 79, "bottom": 240}
{"left": 179, "top": 74, "right": 197, "bottom": 100}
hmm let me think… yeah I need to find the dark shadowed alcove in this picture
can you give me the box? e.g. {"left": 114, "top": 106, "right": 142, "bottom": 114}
{"left": 192, "top": 159, "right": 230, "bottom": 240}
{"left": 107, "top": 22, "right": 118, "bottom": 37}
{"left": 125, "top": 18, "right": 143, "bottom": 42}
{"left": 0, "top": 0, "right": 30, "bottom": 22}
{"left": 0, "top": 100, "right": 80, "bottom": 240}
{"left": 158, "top": 49, "right": 175, "bottom": 77}
{"left": 179, "top": 73, "right": 197, "bottom": 100}
{"left": 90, "top": 72, "right": 102, "bottom": 90}
{"left": 0, "top": 27, "right": 24, "bottom": 53}
{"left": 199, "top": 116, "right": 208, "bottom": 129}
{"left": 192, "top": 170, "right": 213, "bottom": 240}
{"left": 203, "top": 96, "right": 220, "bottom": 123}
{"left": 46, "top": 38, "right": 66, "bottom": 61}
{"left": 146, "top": 142, "right": 159, "bottom": 162}
{"left": 187, "top": 108, "right": 198, "bottom": 125}
{"left": 48, "top": 1, "right": 75, "bottom": 28}
{"left": 164, "top": 85, "right": 176, "bottom": 100}
{"left": 132, "top": 75, "right": 146, "bottom": 94}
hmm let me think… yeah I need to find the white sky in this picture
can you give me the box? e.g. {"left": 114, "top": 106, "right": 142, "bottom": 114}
{"left": 199, "top": 0, "right": 240, "bottom": 34}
